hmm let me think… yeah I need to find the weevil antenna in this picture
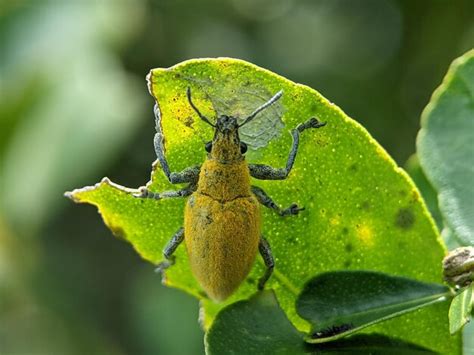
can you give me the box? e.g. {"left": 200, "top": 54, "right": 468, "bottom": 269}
{"left": 239, "top": 90, "right": 283, "bottom": 128}
{"left": 187, "top": 87, "right": 215, "bottom": 127}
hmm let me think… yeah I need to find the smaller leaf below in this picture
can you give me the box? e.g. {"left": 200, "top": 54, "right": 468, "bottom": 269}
{"left": 205, "top": 290, "right": 437, "bottom": 354}
{"left": 296, "top": 271, "right": 451, "bottom": 343}
{"left": 449, "top": 284, "right": 473, "bottom": 335}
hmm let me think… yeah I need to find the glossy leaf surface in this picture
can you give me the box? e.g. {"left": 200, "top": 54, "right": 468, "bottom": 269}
{"left": 296, "top": 271, "right": 451, "bottom": 343}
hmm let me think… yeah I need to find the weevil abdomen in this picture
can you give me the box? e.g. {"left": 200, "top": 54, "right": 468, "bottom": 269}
{"left": 184, "top": 159, "right": 261, "bottom": 302}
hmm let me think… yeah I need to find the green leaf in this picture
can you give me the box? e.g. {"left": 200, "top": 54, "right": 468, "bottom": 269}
{"left": 67, "top": 58, "right": 458, "bottom": 353}
{"left": 449, "top": 285, "right": 473, "bottom": 335}
{"left": 206, "top": 290, "right": 437, "bottom": 354}
{"left": 404, "top": 155, "right": 443, "bottom": 231}
{"left": 417, "top": 49, "right": 474, "bottom": 247}
{"left": 296, "top": 271, "right": 451, "bottom": 343}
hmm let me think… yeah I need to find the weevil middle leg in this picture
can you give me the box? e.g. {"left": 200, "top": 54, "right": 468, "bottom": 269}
{"left": 155, "top": 227, "right": 185, "bottom": 274}
{"left": 134, "top": 184, "right": 196, "bottom": 200}
{"left": 251, "top": 185, "right": 304, "bottom": 216}
{"left": 249, "top": 117, "right": 326, "bottom": 180}
{"left": 258, "top": 236, "right": 275, "bottom": 290}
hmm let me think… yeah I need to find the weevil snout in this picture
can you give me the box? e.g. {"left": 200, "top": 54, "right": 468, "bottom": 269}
{"left": 216, "top": 115, "right": 238, "bottom": 134}
{"left": 211, "top": 115, "right": 242, "bottom": 163}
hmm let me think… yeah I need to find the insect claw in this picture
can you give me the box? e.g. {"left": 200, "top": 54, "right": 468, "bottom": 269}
{"left": 155, "top": 257, "right": 175, "bottom": 274}
{"left": 281, "top": 203, "right": 305, "bottom": 216}
{"left": 297, "top": 117, "right": 327, "bottom": 132}
{"left": 133, "top": 187, "right": 162, "bottom": 200}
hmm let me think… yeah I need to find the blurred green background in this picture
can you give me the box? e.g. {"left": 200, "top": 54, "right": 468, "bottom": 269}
{"left": 0, "top": 0, "right": 472, "bottom": 354}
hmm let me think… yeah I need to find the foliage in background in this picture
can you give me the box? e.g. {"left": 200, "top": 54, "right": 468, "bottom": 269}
{"left": 1, "top": 1, "right": 473, "bottom": 354}
{"left": 417, "top": 50, "right": 474, "bottom": 247}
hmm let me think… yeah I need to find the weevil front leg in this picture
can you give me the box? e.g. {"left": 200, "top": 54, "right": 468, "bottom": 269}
{"left": 251, "top": 185, "right": 304, "bottom": 216}
{"left": 155, "top": 227, "right": 184, "bottom": 274}
{"left": 258, "top": 236, "right": 275, "bottom": 290}
{"left": 249, "top": 117, "right": 326, "bottom": 180}
{"left": 153, "top": 102, "right": 201, "bottom": 184}
{"left": 134, "top": 184, "right": 196, "bottom": 200}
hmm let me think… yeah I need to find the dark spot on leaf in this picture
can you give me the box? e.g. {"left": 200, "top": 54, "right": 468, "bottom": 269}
{"left": 312, "top": 323, "right": 354, "bottom": 339}
{"left": 361, "top": 201, "right": 370, "bottom": 210}
{"left": 398, "top": 241, "right": 407, "bottom": 250}
{"left": 344, "top": 260, "right": 352, "bottom": 268}
{"left": 345, "top": 243, "right": 353, "bottom": 252}
{"left": 399, "top": 189, "right": 407, "bottom": 196}
{"left": 183, "top": 115, "right": 194, "bottom": 127}
{"left": 342, "top": 227, "right": 349, "bottom": 235}
{"left": 396, "top": 208, "right": 415, "bottom": 229}
{"left": 349, "top": 163, "right": 358, "bottom": 172}
{"left": 247, "top": 277, "right": 255, "bottom": 284}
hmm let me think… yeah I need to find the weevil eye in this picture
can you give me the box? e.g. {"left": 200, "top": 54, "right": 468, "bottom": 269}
{"left": 205, "top": 141, "right": 212, "bottom": 153}
{"left": 240, "top": 142, "right": 248, "bottom": 154}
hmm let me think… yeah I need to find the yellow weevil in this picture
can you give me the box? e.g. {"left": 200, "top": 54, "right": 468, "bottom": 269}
{"left": 135, "top": 88, "right": 325, "bottom": 302}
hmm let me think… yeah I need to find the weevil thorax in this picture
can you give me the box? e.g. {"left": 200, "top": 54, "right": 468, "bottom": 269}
{"left": 210, "top": 115, "right": 242, "bottom": 163}
{"left": 196, "top": 115, "right": 251, "bottom": 202}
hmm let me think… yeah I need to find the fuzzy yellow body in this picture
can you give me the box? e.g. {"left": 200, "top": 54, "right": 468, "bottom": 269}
{"left": 184, "top": 159, "right": 261, "bottom": 302}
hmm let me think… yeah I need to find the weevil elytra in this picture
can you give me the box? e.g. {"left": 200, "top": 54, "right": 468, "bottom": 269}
{"left": 135, "top": 88, "right": 325, "bottom": 302}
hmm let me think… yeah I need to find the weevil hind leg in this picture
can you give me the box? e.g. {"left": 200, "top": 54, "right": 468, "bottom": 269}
{"left": 257, "top": 236, "right": 275, "bottom": 290}
{"left": 251, "top": 185, "right": 304, "bottom": 217}
{"left": 155, "top": 227, "right": 185, "bottom": 274}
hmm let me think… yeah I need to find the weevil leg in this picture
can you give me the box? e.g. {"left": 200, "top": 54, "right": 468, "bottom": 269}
{"left": 258, "top": 236, "right": 275, "bottom": 290}
{"left": 153, "top": 102, "right": 201, "bottom": 184}
{"left": 249, "top": 117, "right": 326, "bottom": 180}
{"left": 133, "top": 184, "right": 196, "bottom": 200}
{"left": 251, "top": 185, "right": 304, "bottom": 216}
{"left": 155, "top": 227, "right": 185, "bottom": 274}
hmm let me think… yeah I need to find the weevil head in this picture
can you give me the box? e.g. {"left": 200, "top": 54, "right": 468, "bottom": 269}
{"left": 208, "top": 115, "right": 246, "bottom": 163}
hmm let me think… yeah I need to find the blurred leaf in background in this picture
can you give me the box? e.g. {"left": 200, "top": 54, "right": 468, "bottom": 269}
{"left": 417, "top": 50, "right": 474, "bottom": 247}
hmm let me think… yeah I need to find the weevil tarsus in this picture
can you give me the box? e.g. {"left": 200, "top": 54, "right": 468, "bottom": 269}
{"left": 134, "top": 184, "right": 196, "bottom": 200}
{"left": 155, "top": 227, "right": 185, "bottom": 274}
{"left": 248, "top": 117, "right": 326, "bottom": 180}
{"left": 251, "top": 185, "right": 304, "bottom": 216}
{"left": 258, "top": 236, "right": 275, "bottom": 290}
